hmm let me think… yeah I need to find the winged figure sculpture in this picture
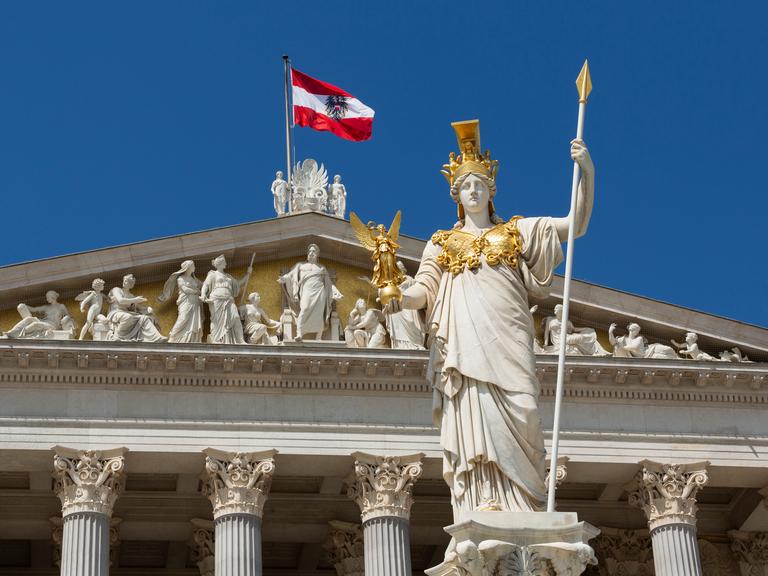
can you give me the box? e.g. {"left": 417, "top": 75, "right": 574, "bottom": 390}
{"left": 349, "top": 211, "right": 405, "bottom": 304}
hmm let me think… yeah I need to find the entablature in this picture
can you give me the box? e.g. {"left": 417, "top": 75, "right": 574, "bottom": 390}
{"left": 1, "top": 340, "right": 766, "bottom": 407}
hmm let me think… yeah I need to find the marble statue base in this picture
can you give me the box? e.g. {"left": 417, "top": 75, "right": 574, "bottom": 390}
{"left": 426, "top": 511, "right": 599, "bottom": 576}
{"left": 50, "top": 330, "right": 73, "bottom": 341}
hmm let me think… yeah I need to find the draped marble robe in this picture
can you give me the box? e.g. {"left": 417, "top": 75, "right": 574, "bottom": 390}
{"left": 280, "top": 262, "right": 339, "bottom": 337}
{"left": 167, "top": 275, "right": 204, "bottom": 344}
{"left": 386, "top": 275, "right": 426, "bottom": 350}
{"left": 414, "top": 217, "right": 563, "bottom": 519}
{"left": 202, "top": 271, "right": 245, "bottom": 344}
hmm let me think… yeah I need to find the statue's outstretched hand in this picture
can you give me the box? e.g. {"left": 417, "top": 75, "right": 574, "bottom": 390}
{"left": 381, "top": 298, "right": 401, "bottom": 314}
{"left": 570, "top": 139, "right": 593, "bottom": 173}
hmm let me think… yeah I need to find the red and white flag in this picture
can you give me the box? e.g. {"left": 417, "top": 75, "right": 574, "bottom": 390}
{"left": 291, "top": 68, "right": 374, "bottom": 142}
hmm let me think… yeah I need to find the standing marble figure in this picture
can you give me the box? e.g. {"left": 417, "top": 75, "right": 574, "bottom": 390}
{"left": 158, "top": 260, "right": 204, "bottom": 343}
{"left": 384, "top": 120, "right": 595, "bottom": 520}
{"left": 328, "top": 174, "right": 346, "bottom": 217}
{"left": 201, "top": 255, "right": 252, "bottom": 344}
{"left": 278, "top": 244, "right": 342, "bottom": 341}
{"left": 271, "top": 171, "right": 290, "bottom": 216}
{"left": 75, "top": 279, "right": 106, "bottom": 340}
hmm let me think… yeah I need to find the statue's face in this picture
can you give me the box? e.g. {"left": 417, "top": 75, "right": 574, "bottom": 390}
{"left": 356, "top": 299, "right": 366, "bottom": 312}
{"left": 124, "top": 275, "right": 135, "bottom": 289}
{"left": 276, "top": 171, "right": 283, "bottom": 179}
{"left": 334, "top": 175, "right": 340, "bottom": 183}
{"left": 45, "top": 291, "right": 58, "bottom": 304}
{"left": 214, "top": 256, "right": 226, "bottom": 270}
{"left": 250, "top": 293, "right": 261, "bottom": 305}
{"left": 554, "top": 305, "right": 563, "bottom": 319}
{"left": 628, "top": 324, "right": 640, "bottom": 336}
{"left": 459, "top": 174, "right": 490, "bottom": 214}
{"left": 94, "top": 280, "right": 105, "bottom": 291}
{"left": 307, "top": 246, "right": 319, "bottom": 263}
{"left": 686, "top": 333, "right": 696, "bottom": 344}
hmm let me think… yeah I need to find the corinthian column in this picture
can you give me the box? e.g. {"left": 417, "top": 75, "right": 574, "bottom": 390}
{"left": 628, "top": 460, "right": 710, "bottom": 576}
{"left": 52, "top": 446, "right": 127, "bottom": 576}
{"left": 202, "top": 448, "right": 277, "bottom": 576}
{"left": 347, "top": 452, "right": 423, "bottom": 576}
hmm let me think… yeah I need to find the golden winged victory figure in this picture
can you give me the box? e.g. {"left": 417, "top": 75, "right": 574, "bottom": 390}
{"left": 350, "top": 210, "right": 405, "bottom": 304}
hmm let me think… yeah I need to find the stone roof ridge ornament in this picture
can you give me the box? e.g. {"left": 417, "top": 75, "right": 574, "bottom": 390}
{"left": 271, "top": 158, "right": 347, "bottom": 218}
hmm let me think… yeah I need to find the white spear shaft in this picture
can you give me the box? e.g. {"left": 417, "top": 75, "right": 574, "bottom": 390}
{"left": 546, "top": 60, "right": 592, "bottom": 513}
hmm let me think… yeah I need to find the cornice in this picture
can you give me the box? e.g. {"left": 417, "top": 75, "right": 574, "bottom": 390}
{"left": 0, "top": 341, "right": 766, "bottom": 406}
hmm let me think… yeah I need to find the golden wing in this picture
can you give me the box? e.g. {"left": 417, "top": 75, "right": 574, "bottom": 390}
{"left": 349, "top": 211, "right": 378, "bottom": 252}
{"left": 388, "top": 210, "right": 401, "bottom": 242}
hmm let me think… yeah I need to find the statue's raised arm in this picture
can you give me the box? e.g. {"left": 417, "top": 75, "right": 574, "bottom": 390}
{"left": 551, "top": 138, "right": 595, "bottom": 241}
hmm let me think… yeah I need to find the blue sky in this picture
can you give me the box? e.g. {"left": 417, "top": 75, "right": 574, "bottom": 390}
{"left": 0, "top": 1, "right": 766, "bottom": 327}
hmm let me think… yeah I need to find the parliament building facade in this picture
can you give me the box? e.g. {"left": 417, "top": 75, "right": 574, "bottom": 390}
{"left": 0, "top": 211, "right": 766, "bottom": 575}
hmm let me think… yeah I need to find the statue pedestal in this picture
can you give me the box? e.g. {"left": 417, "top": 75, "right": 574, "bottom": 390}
{"left": 50, "top": 330, "right": 73, "bottom": 341}
{"left": 426, "top": 511, "right": 599, "bottom": 576}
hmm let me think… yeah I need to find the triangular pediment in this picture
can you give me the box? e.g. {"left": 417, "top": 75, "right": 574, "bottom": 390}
{"left": 0, "top": 212, "right": 765, "bottom": 360}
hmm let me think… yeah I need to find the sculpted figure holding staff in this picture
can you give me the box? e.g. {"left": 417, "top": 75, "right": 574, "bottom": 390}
{"left": 383, "top": 120, "right": 595, "bottom": 520}
{"left": 201, "top": 255, "right": 251, "bottom": 344}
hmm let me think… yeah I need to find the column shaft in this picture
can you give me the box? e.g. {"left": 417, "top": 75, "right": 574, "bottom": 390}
{"left": 59, "top": 512, "right": 110, "bottom": 576}
{"left": 363, "top": 516, "right": 411, "bottom": 576}
{"left": 214, "top": 514, "right": 261, "bottom": 576}
{"left": 215, "top": 514, "right": 262, "bottom": 576}
{"left": 651, "top": 523, "right": 702, "bottom": 576}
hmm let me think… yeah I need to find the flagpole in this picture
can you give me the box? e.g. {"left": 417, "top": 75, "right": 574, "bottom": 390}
{"left": 282, "top": 55, "right": 294, "bottom": 188}
{"left": 546, "top": 59, "right": 592, "bottom": 513}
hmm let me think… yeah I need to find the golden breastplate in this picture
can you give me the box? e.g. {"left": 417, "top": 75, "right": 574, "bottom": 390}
{"left": 431, "top": 216, "right": 524, "bottom": 275}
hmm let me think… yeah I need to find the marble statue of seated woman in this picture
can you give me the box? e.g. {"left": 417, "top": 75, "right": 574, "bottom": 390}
{"left": 239, "top": 292, "right": 281, "bottom": 345}
{"left": 1, "top": 290, "right": 75, "bottom": 339}
{"left": 106, "top": 274, "right": 167, "bottom": 343}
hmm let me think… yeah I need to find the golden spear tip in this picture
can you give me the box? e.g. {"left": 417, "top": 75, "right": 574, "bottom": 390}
{"left": 576, "top": 59, "right": 592, "bottom": 103}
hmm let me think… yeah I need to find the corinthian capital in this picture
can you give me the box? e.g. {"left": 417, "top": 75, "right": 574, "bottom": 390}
{"left": 190, "top": 518, "right": 215, "bottom": 576}
{"left": 324, "top": 520, "right": 364, "bottom": 576}
{"left": 52, "top": 446, "right": 127, "bottom": 517}
{"left": 202, "top": 448, "right": 277, "bottom": 519}
{"left": 627, "top": 460, "right": 710, "bottom": 529}
{"left": 347, "top": 452, "right": 423, "bottom": 521}
{"left": 729, "top": 531, "right": 768, "bottom": 576}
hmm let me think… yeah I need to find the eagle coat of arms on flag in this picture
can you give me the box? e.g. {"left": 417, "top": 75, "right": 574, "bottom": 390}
{"left": 291, "top": 68, "right": 374, "bottom": 142}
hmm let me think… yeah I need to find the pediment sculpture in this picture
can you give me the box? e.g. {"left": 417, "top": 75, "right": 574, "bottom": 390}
{"left": 0, "top": 290, "right": 75, "bottom": 340}
{"left": 541, "top": 304, "right": 611, "bottom": 357}
{"left": 344, "top": 298, "right": 387, "bottom": 349}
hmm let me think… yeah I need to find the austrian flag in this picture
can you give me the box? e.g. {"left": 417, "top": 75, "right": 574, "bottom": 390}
{"left": 291, "top": 68, "right": 375, "bottom": 142}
